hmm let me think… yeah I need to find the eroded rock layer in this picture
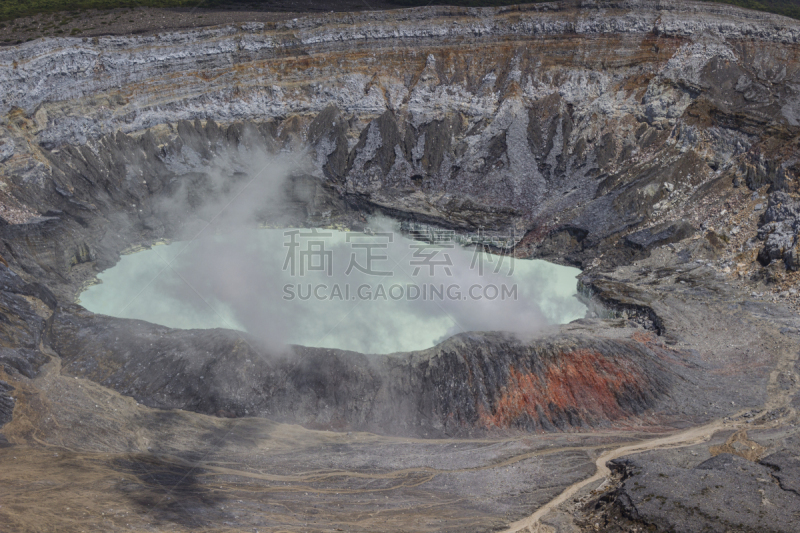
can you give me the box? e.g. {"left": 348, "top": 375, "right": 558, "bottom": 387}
{"left": 1, "top": 2, "right": 800, "bottom": 274}
{"left": 47, "top": 303, "right": 677, "bottom": 435}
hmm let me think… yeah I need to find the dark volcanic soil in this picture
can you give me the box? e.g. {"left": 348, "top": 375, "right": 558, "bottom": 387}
{"left": 0, "top": 3, "right": 408, "bottom": 45}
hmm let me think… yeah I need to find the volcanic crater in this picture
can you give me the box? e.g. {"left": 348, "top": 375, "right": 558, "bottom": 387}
{"left": 1, "top": 1, "right": 800, "bottom": 532}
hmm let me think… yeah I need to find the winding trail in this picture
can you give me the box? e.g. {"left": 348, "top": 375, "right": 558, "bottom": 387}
{"left": 501, "top": 420, "right": 726, "bottom": 533}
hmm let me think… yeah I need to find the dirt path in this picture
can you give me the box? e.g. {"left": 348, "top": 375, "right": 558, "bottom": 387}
{"left": 500, "top": 420, "right": 726, "bottom": 533}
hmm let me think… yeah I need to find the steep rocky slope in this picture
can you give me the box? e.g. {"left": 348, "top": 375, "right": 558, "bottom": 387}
{"left": 0, "top": 1, "right": 800, "bottom": 532}
{"left": 48, "top": 304, "right": 678, "bottom": 435}
{"left": 2, "top": 1, "right": 800, "bottom": 270}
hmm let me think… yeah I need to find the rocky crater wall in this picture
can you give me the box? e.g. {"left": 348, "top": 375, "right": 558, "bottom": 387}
{"left": 2, "top": 1, "right": 800, "bottom": 274}
{"left": 0, "top": 0, "right": 798, "bottom": 438}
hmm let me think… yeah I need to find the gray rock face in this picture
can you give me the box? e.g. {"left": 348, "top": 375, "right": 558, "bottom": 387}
{"left": 0, "top": 348, "right": 47, "bottom": 379}
{"left": 624, "top": 220, "right": 695, "bottom": 251}
{"left": 758, "top": 192, "right": 800, "bottom": 269}
{"left": 761, "top": 451, "right": 800, "bottom": 496}
{"left": 0, "top": 379, "right": 14, "bottom": 429}
{"left": 610, "top": 452, "right": 800, "bottom": 532}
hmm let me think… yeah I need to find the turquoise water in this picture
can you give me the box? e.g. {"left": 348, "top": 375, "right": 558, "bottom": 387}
{"left": 79, "top": 227, "right": 585, "bottom": 354}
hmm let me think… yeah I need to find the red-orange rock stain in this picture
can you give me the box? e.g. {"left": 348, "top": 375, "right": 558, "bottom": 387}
{"left": 479, "top": 349, "right": 647, "bottom": 429}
